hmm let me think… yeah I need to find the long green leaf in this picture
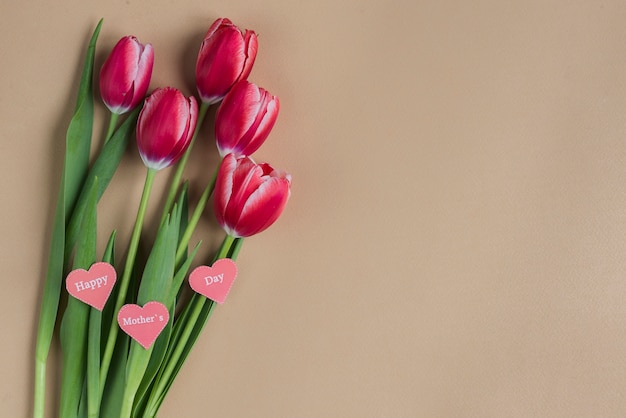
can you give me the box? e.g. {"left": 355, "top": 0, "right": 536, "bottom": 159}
{"left": 64, "top": 20, "right": 102, "bottom": 221}
{"left": 131, "top": 317, "right": 172, "bottom": 417}
{"left": 149, "top": 297, "right": 216, "bottom": 414}
{"left": 176, "top": 182, "right": 189, "bottom": 247}
{"left": 102, "top": 231, "right": 117, "bottom": 265}
{"left": 99, "top": 230, "right": 119, "bottom": 348}
{"left": 166, "top": 242, "right": 201, "bottom": 309}
{"left": 59, "top": 176, "right": 98, "bottom": 418}
{"left": 85, "top": 230, "right": 116, "bottom": 417}
{"left": 146, "top": 237, "right": 242, "bottom": 415}
{"left": 99, "top": 168, "right": 157, "bottom": 391}
{"left": 136, "top": 204, "right": 180, "bottom": 305}
{"left": 132, "top": 241, "right": 201, "bottom": 416}
{"left": 98, "top": 333, "right": 129, "bottom": 418}
{"left": 33, "top": 176, "right": 65, "bottom": 418}
{"left": 65, "top": 107, "right": 140, "bottom": 259}
{"left": 86, "top": 309, "right": 102, "bottom": 418}
{"left": 33, "top": 20, "right": 102, "bottom": 418}
{"left": 118, "top": 205, "right": 181, "bottom": 417}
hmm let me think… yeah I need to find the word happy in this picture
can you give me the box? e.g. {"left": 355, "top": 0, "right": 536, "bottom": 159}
{"left": 73, "top": 275, "right": 109, "bottom": 292}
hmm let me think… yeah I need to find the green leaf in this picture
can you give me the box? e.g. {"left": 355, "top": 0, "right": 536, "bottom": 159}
{"left": 176, "top": 182, "right": 189, "bottom": 256}
{"left": 167, "top": 242, "right": 201, "bottom": 309}
{"left": 65, "top": 107, "right": 140, "bottom": 259}
{"left": 131, "top": 240, "right": 202, "bottom": 416}
{"left": 33, "top": 20, "right": 102, "bottom": 418}
{"left": 136, "top": 204, "right": 181, "bottom": 305}
{"left": 145, "top": 236, "right": 241, "bottom": 415}
{"left": 176, "top": 182, "right": 189, "bottom": 247}
{"left": 102, "top": 231, "right": 117, "bottom": 265}
{"left": 84, "top": 230, "right": 116, "bottom": 417}
{"left": 59, "top": 176, "right": 98, "bottom": 418}
{"left": 64, "top": 19, "right": 102, "bottom": 222}
{"left": 151, "top": 297, "right": 216, "bottom": 412}
{"left": 131, "top": 316, "right": 172, "bottom": 416}
{"left": 98, "top": 168, "right": 156, "bottom": 395}
{"left": 100, "top": 231, "right": 118, "bottom": 349}
{"left": 33, "top": 176, "right": 65, "bottom": 418}
{"left": 117, "top": 205, "right": 181, "bottom": 417}
{"left": 86, "top": 308, "right": 102, "bottom": 416}
{"left": 173, "top": 183, "right": 192, "bottom": 303}
{"left": 98, "top": 333, "right": 129, "bottom": 418}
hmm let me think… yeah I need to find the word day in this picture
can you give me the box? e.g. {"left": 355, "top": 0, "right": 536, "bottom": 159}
{"left": 203, "top": 274, "right": 224, "bottom": 286}
{"left": 73, "top": 275, "right": 109, "bottom": 292}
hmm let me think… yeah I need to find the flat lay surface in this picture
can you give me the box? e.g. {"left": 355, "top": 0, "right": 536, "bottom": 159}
{"left": 3, "top": 1, "right": 626, "bottom": 416}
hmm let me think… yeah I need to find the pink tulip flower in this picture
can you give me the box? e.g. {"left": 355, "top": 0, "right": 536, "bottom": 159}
{"left": 136, "top": 87, "right": 198, "bottom": 170}
{"left": 214, "top": 153, "right": 291, "bottom": 237}
{"left": 196, "top": 18, "right": 258, "bottom": 105}
{"left": 215, "top": 80, "right": 280, "bottom": 157}
{"left": 99, "top": 36, "right": 154, "bottom": 114}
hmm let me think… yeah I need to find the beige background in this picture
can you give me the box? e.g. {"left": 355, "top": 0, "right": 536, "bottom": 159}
{"left": 3, "top": 0, "right": 626, "bottom": 416}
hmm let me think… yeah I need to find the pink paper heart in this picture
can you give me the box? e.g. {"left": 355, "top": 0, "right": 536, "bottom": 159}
{"left": 189, "top": 258, "right": 238, "bottom": 304}
{"left": 65, "top": 262, "right": 117, "bottom": 311}
{"left": 117, "top": 302, "right": 169, "bottom": 349}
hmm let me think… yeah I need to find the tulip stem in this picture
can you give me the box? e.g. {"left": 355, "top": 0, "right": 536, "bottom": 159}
{"left": 33, "top": 357, "right": 46, "bottom": 418}
{"left": 174, "top": 163, "right": 220, "bottom": 266}
{"left": 99, "top": 167, "right": 157, "bottom": 393}
{"left": 160, "top": 101, "right": 210, "bottom": 227}
{"left": 104, "top": 112, "right": 119, "bottom": 144}
{"left": 145, "top": 234, "right": 237, "bottom": 416}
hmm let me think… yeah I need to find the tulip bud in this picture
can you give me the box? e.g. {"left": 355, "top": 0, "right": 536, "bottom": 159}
{"left": 196, "top": 18, "right": 258, "bottom": 105}
{"left": 214, "top": 154, "right": 291, "bottom": 237}
{"left": 215, "top": 80, "right": 280, "bottom": 157}
{"left": 136, "top": 87, "right": 198, "bottom": 170}
{"left": 99, "top": 36, "right": 154, "bottom": 114}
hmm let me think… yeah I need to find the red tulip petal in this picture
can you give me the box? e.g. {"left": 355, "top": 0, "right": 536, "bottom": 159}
{"left": 100, "top": 36, "right": 154, "bottom": 114}
{"left": 214, "top": 153, "right": 238, "bottom": 228}
{"left": 224, "top": 159, "right": 264, "bottom": 223}
{"left": 196, "top": 28, "right": 245, "bottom": 101}
{"left": 131, "top": 43, "right": 154, "bottom": 107}
{"left": 215, "top": 82, "right": 279, "bottom": 157}
{"left": 234, "top": 176, "right": 291, "bottom": 237}
{"left": 137, "top": 88, "right": 196, "bottom": 170}
{"left": 196, "top": 19, "right": 257, "bottom": 104}
{"left": 239, "top": 30, "right": 258, "bottom": 81}
{"left": 238, "top": 93, "right": 279, "bottom": 156}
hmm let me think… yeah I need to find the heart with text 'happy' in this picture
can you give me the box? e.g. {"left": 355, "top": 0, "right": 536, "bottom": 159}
{"left": 65, "top": 262, "right": 117, "bottom": 311}
{"left": 188, "top": 258, "right": 238, "bottom": 304}
{"left": 117, "top": 302, "right": 169, "bottom": 349}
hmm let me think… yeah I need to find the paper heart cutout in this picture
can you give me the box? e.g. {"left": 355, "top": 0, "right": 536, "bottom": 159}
{"left": 66, "top": 262, "right": 117, "bottom": 311}
{"left": 189, "top": 259, "right": 238, "bottom": 304}
{"left": 117, "top": 302, "right": 169, "bottom": 349}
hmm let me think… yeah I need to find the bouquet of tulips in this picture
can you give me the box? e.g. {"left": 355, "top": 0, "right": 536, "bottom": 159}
{"left": 32, "top": 18, "right": 291, "bottom": 418}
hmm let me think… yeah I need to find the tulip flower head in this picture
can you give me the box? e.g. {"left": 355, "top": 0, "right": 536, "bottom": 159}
{"left": 136, "top": 87, "right": 198, "bottom": 170}
{"left": 215, "top": 80, "right": 280, "bottom": 157}
{"left": 99, "top": 36, "right": 154, "bottom": 114}
{"left": 214, "top": 154, "right": 291, "bottom": 237}
{"left": 196, "top": 18, "right": 258, "bottom": 105}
